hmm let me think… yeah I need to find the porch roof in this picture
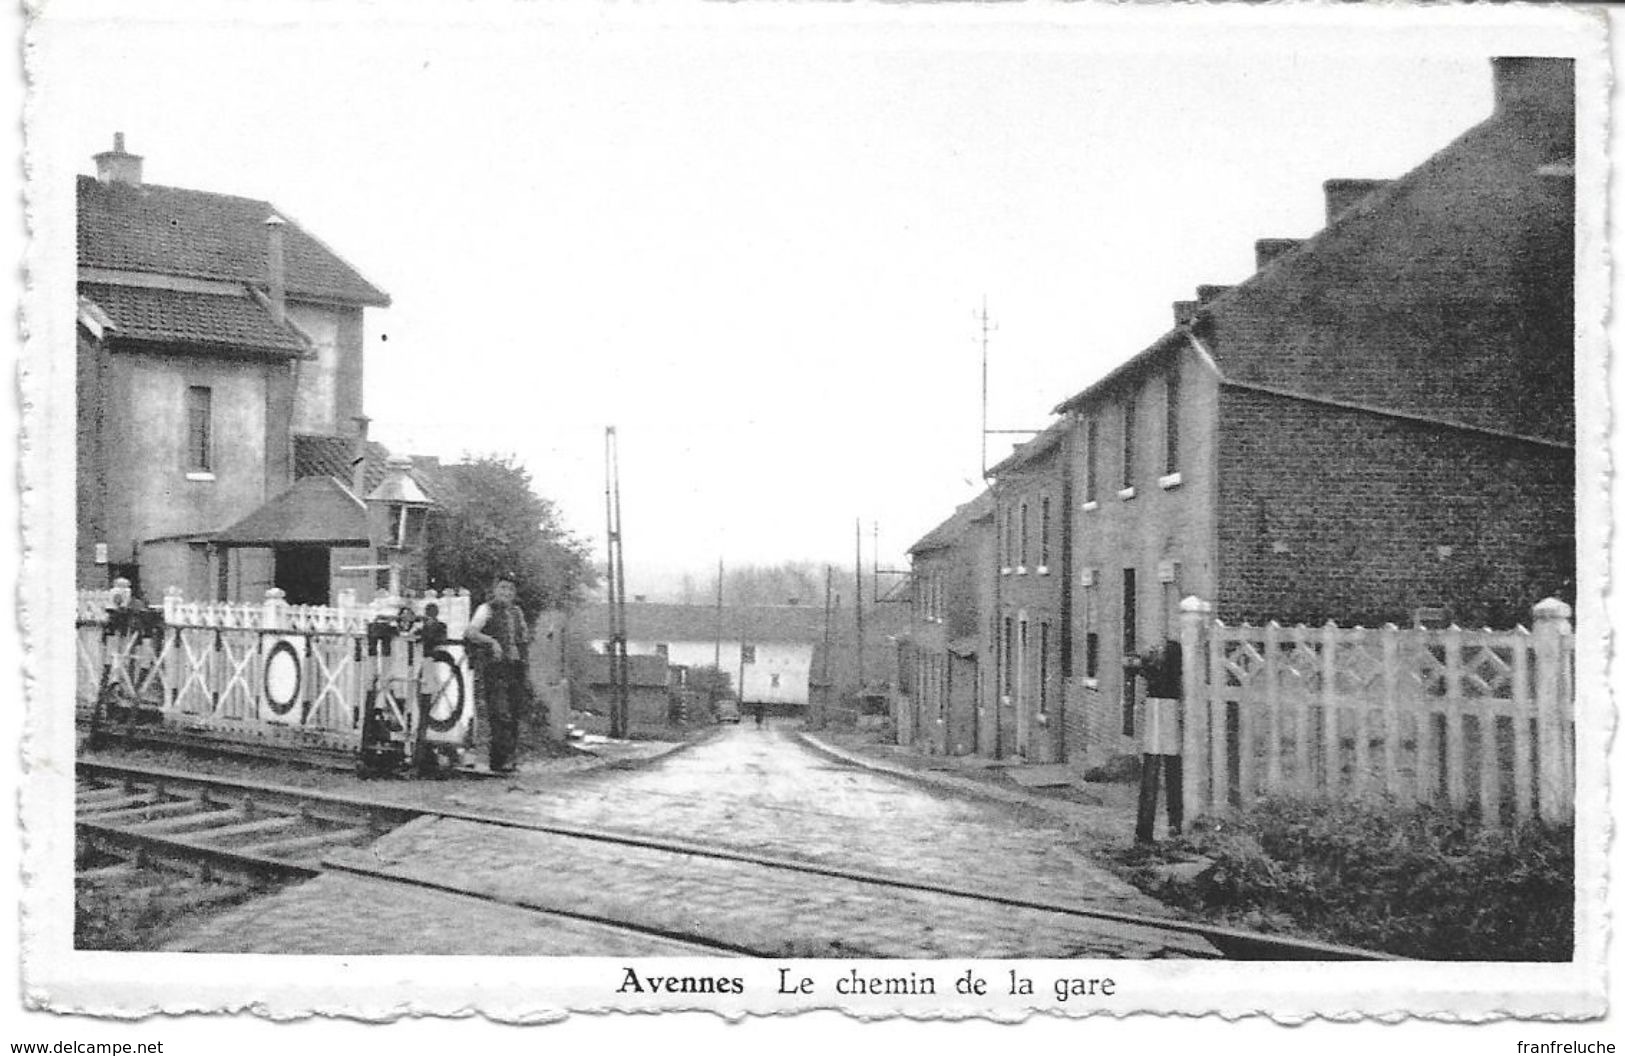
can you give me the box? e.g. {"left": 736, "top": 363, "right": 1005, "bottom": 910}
{"left": 211, "top": 475, "right": 369, "bottom": 547}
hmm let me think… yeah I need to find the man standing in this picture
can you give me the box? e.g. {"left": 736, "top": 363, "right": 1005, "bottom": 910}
{"left": 465, "top": 574, "right": 530, "bottom": 774}
{"left": 1125, "top": 640, "right": 1183, "bottom": 844}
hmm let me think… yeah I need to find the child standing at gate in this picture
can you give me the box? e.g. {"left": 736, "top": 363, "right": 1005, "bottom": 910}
{"left": 412, "top": 602, "right": 449, "bottom": 776}
{"left": 1125, "top": 640, "right": 1183, "bottom": 843}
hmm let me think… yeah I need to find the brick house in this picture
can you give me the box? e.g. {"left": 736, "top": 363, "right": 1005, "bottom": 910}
{"left": 902, "top": 491, "right": 992, "bottom": 756}
{"left": 1058, "top": 57, "right": 1575, "bottom": 767}
{"left": 76, "top": 134, "right": 396, "bottom": 603}
{"left": 986, "top": 420, "right": 1074, "bottom": 762}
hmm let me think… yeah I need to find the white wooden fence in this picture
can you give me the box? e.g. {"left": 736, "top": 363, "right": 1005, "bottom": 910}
{"left": 1179, "top": 596, "right": 1575, "bottom": 826}
{"left": 77, "top": 585, "right": 476, "bottom": 755}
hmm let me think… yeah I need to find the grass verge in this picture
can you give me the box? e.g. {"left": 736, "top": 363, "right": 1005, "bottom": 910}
{"left": 1109, "top": 793, "right": 1573, "bottom": 960}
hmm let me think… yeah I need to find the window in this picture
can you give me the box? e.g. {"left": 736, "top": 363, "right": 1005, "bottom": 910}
{"left": 1039, "top": 622, "right": 1051, "bottom": 715}
{"left": 1019, "top": 502, "right": 1029, "bottom": 568}
{"left": 1164, "top": 366, "right": 1181, "bottom": 475}
{"left": 655, "top": 643, "right": 669, "bottom": 659}
{"left": 1002, "top": 506, "right": 1014, "bottom": 568}
{"left": 1121, "top": 395, "right": 1137, "bottom": 489}
{"left": 1084, "top": 419, "right": 1098, "bottom": 504}
{"left": 1002, "top": 617, "right": 1014, "bottom": 696}
{"left": 185, "top": 386, "right": 212, "bottom": 473}
{"left": 1086, "top": 632, "right": 1100, "bottom": 679}
{"left": 741, "top": 644, "right": 756, "bottom": 664}
{"left": 937, "top": 656, "right": 946, "bottom": 718}
{"left": 1018, "top": 618, "right": 1029, "bottom": 705}
{"left": 770, "top": 673, "right": 780, "bottom": 689}
{"left": 1039, "top": 496, "right": 1051, "bottom": 569}
{"left": 1122, "top": 568, "right": 1138, "bottom": 736}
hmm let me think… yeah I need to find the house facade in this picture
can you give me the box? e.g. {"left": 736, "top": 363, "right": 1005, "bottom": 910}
{"left": 1057, "top": 56, "right": 1575, "bottom": 767}
{"left": 76, "top": 134, "right": 397, "bottom": 604}
{"left": 986, "top": 422, "right": 1073, "bottom": 763}
{"left": 902, "top": 491, "right": 991, "bottom": 756}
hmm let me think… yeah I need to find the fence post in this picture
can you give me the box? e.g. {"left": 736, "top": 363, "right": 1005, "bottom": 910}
{"left": 262, "top": 587, "right": 288, "bottom": 632}
{"left": 1179, "top": 596, "right": 1212, "bottom": 821}
{"left": 163, "top": 585, "right": 184, "bottom": 626}
{"left": 1532, "top": 597, "right": 1573, "bottom": 824}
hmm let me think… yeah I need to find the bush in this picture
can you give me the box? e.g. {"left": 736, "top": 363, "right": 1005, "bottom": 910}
{"left": 1082, "top": 753, "right": 1142, "bottom": 784}
{"left": 1140, "top": 795, "right": 1573, "bottom": 960}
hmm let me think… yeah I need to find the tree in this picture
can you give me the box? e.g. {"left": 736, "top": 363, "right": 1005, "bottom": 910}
{"left": 424, "top": 454, "right": 595, "bottom": 617}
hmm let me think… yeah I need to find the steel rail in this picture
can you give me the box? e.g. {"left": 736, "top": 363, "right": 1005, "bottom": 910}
{"left": 77, "top": 759, "right": 1398, "bottom": 961}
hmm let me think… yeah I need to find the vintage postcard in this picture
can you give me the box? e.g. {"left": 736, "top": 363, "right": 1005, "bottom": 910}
{"left": 13, "top": 0, "right": 1615, "bottom": 1037}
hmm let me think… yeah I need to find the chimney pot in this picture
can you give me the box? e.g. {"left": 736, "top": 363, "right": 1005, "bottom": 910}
{"left": 1254, "top": 238, "right": 1302, "bottom": 270}
{"left": 1323, "top": 178, "right": 1390, "bottom": 223}
{"left": 93, "top": 132, "right": 144, "bottom": 186}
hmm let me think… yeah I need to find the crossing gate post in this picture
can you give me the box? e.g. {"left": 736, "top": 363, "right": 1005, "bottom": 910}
{"left": 1179, "top": 596, "right": 1213, "bottom": 820}
{"left": 1531, "top": 597, "right": 1574, "bottom": 824}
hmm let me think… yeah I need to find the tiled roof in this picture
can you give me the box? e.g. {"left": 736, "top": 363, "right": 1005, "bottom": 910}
{"left": 293, "top": 435, "right": 443, "bottom": 503}
{"left": 987, "top": 418, "right": 1067, "bottom": 477}
{"left": 212, "top": 475, "right": 368, "bottom": 546}
{"left": 80, "top": 282, "right": 307, "bottom": 355}
{"left": 78, "top": 175, "right": 389, "bottom": 306}
{"left": 908, "top": 490, "right": 993, "bottom": 556}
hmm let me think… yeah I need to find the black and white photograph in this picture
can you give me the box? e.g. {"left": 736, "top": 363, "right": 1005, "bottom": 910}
{"left": 9, "top": 0, "right": 1619, "bottom": 1045}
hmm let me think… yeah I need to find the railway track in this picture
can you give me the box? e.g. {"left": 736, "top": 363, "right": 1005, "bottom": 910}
{"left": 76, "top": 760, "right": 1398, "bottom": 961}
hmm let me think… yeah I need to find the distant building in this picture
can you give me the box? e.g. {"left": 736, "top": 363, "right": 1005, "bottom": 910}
{"left": 581, "top": 652, "right": 673, "bottom": 728}
{"left": 901, "top": 491, "right": 993, "bottom": 756}
{"left": 76, "top": 134, "right": 407, "bottom": 603}
{"left": 571, "top": 598, "right": 905, "bottom": 710}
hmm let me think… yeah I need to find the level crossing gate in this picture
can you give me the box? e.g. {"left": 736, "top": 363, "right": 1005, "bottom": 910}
{"left": 1176, "top": 596, "right": 1575, "bottom": 827}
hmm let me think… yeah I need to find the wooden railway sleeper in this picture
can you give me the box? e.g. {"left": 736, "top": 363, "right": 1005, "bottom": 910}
{"left": 127, "top": 807, "right": 250, "bottom": 836}
{"left": 83, "top": 798, "right": 201, "bottom": 825}
{"left": 240, "top": 826, "right": 372, "bottom": 860}
{"left": 183, "top": 814, "right": 300, "bottom": 843}
{"left": 76, "top": 793, "right": 161, "bottom": 816}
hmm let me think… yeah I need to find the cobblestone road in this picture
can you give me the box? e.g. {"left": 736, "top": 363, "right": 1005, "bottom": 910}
{"left": 164, "top": 723, "right": 1215, "bottom": 957}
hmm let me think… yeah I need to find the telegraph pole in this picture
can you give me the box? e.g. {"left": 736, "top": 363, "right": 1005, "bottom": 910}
{"left": 713, "top": 556, "right": 724, "bottom": 673}
{"left": 979, "top": 296, "right": 994, "bottom": 479}
{"left": 604, "top": 427, "right": 629, "bottom": 739}
{"left": 855, "top": 518, "right": 865, "bottom": 694}
{"left": 820, "top": 564, "right": 833, "bottom": 725}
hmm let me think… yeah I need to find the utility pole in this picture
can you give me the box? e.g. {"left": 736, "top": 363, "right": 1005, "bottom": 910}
{"left": 713, "top": 556, "right": 723, "bottom": 673}
{"left": 855, "top": 518, "right": 865, "bottom": 695}
{"left": 604, "top": 427, "right": 629, "bottom": 739}
{"left": 979, "top": 295, "right": 994, "bottom": 479}
{"left": 820, "top": 564, "right": 833, "bottom": 726}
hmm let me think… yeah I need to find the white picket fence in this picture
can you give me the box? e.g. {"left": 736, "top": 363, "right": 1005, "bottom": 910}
{"left": 77, "top": 585, "right": 476, "bottom": 755}
{"left": 1178, "top": 597, "right": 1575, "bottom": 826}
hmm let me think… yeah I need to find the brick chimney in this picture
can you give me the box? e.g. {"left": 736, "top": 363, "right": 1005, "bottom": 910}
{"left": 1254, "top": 238, "right": 1302, "bottom": 270}
{"left": 1172, "top": 300, "right": 1199, "bottom": 327}
{"left": 264, "top": 215, "right": 287, "bottom": 326}
{"left": 1492, "top": 56, "right": 1575, "bottom": 117}
{"left": 1323, "top": 178, "right": 1390, "bottom": 223}
{"left": 93, "top": 132, "right": 143, "bottom": 186}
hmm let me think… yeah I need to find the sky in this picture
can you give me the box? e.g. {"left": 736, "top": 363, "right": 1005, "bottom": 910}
{"left": 30, "top": 1, "right": 1583, "bottom": 597}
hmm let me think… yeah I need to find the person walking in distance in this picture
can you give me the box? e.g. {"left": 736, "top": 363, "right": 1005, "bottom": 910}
{"left": 465, "top": 574, "right": 530, "bottom": 775}
{"left": 1125, "top": 640, "right": 1183, "bottom": 844}
{"left": 410, "top": 602, "right": 449, "bottom": 777}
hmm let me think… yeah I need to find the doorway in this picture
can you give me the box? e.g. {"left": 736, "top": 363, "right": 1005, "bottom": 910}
{"left": 275, "top": 545, "right": 330, "bottom": 606}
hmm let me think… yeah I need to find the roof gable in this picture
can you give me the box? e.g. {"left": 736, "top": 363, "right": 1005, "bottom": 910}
{"left": 78, "top": 175, "right": 390, "bottom": 306}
